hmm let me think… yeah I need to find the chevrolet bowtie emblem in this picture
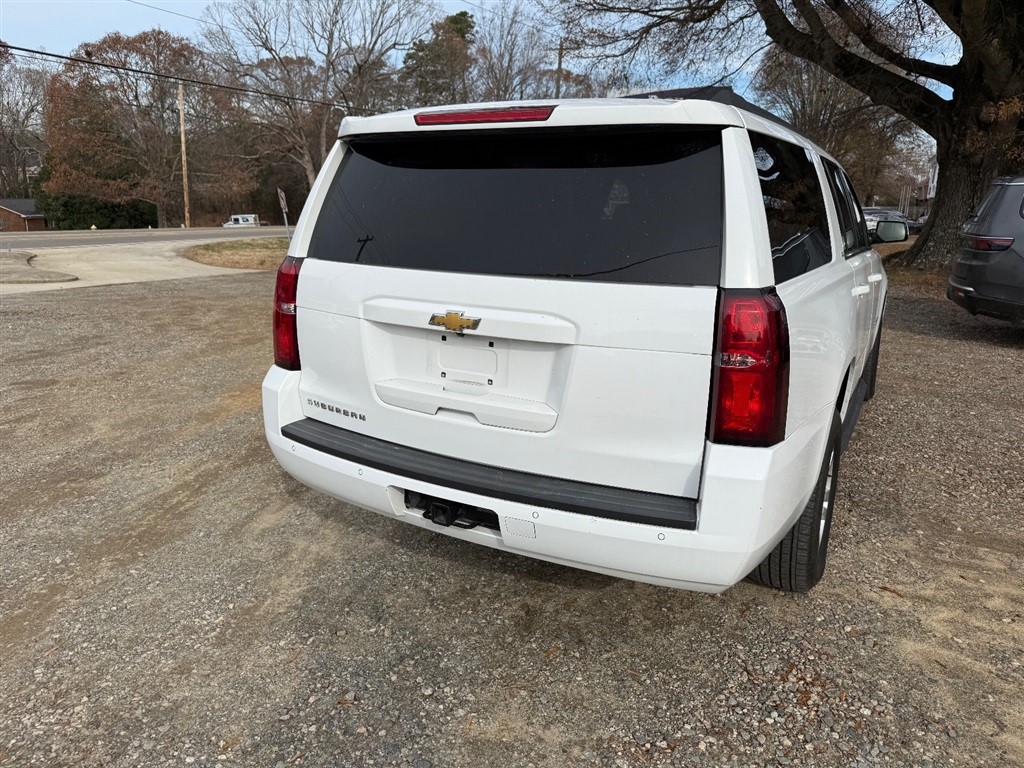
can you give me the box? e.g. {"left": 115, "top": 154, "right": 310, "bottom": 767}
{"left": 429, "top": 310, "right": 481, "bottom": 334}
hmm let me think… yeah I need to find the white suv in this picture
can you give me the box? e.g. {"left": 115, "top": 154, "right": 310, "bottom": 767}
{"left": 263, "top": 96, "right": 900, "bottom": 593}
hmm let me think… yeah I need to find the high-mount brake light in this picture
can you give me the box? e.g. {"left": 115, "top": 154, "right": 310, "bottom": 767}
{"left": 274, "top": 256, "right": 303, "bottom": 370}
{"left": 414, "top": 106, "right": 556, "bottom": 126}
{"left": 964, "top": 235, "right": 1014, "bottom": 252}
{"left": 709, "top": 288, "right": 790, "bottom": 447}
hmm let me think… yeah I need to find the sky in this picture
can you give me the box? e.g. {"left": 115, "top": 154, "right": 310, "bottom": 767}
{"left": 0, "top": 0, "right": 950, "bottom": 103}
{"left": 0, "top": 0, "right": 210, "bottom": 52}
{"left": 0, "top": 0, "right": 743, "bottom": 101}
{"left": 0, "top": 0, "right": 471, "bottom": 53}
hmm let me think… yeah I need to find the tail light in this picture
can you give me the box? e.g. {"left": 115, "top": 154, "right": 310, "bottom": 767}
{"left": 709, "top": 289, "right": 790, "bottom": 447}
{"left": 963, "top": 235, "right": 1013, "bottom": 251}
{"left": 274, "top": 256, "right": 302, "bottom": 370}
{"left": 414, "top": 106, "right": 555, "bottom": 126}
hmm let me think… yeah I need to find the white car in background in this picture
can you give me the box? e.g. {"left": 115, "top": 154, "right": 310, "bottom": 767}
{"left": 262, "top": 95, "right": 906, "bottom": 593}
{"left": 223, "top": 214, "right": 260, "bottom": 227}
{"left": 862, "top": 207, "right": 909, "bottom": 234}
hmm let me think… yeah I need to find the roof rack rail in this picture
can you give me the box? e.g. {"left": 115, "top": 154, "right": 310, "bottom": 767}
{"left": 623, "top": 86, "right": 798, "bottom": 135}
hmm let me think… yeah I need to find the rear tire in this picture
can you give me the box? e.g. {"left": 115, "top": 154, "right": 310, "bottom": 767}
{"left": 748, "top": 411, "right": 841, "bottom": 593}
{"left": 862, "top": 325, "right": 882, "bottom": 402}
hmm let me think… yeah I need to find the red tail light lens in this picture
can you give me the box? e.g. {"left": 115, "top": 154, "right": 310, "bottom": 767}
{"left": 709, "top": 289, "right": 790, "bottom": 447}
{"left": 273, "top": 256, "right": 302, "bottom": 370}
{"left": 414, "top": 106, "right": 555, "bottom": 126}
{"left": 964, "top": 235, "right": 1014, "bottom": 251}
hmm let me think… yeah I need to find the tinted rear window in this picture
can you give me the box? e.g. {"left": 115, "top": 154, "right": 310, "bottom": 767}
{"left": 750, "top": 132, "right": 831, "bottom": 283}
{"left": 968, "top": 185, "right": 1004, "bottom": 230}
{"left": 307, "top": 127, "right": 723, "bottom": 285}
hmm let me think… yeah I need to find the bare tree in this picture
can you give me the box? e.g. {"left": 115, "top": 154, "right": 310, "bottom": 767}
{"left": 475, "top": 2, "right": 552, "bottom": 101}
{"left": 203, "top": 0, "right": 432, "bottom": 189}
{"left": 0, "top": 56, "right": 48, "bottom": 198}
{"left": 753, "top": 46, "right": 928, "bottom": 205}
{"left": 556, "top": 0, "right": 1024, "bottom": 268}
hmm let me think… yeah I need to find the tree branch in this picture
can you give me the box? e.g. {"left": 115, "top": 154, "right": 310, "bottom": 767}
{"left": 823, "top": 0, "right": 959, "bottom": 86}
{"left": 753, "top": 0, "right": 949, "bottom": 138}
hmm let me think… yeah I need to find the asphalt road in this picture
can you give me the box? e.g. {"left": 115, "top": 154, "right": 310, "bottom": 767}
{"left": 0, "top": 271, "right": 1021, "bottom": 767}
{"left": 0, "top": 226, "right": 288, "bottom": 251}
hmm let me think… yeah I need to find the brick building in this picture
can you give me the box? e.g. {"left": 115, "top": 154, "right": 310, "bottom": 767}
{"left": 0, "top": 199, "right": 46, "bottom": 232}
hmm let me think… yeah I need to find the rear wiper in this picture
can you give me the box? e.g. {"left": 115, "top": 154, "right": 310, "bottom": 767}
{"left": 355, "top": 234, "right": 375, "bottom": 262}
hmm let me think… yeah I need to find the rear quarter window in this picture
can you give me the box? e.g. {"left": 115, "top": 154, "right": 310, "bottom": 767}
{"left": 750, "top": 132, "right": 832, "bottom": 283}
{"left": 968, "top": 185, "right": 1005, "bottom": 230}
{"left": 307, "top": 126, "right": 724, "bottom": 286}
{"left": 1000, "top": 188, "right": 1024, "bottom": 223}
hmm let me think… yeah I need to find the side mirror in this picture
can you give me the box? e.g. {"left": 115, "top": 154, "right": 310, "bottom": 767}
{"left": 874, "top": 220, "right": 908, "bottom": 243}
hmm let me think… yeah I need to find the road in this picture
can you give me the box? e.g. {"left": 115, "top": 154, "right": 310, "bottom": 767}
{"left": 1, "top": 228, "right": 289, "bottom": 296}
{"left": 0, "top": 226, "right": 287, "bottom": 251}
{"left": 0, "top": 270, "right": 1021, "bottom": 767}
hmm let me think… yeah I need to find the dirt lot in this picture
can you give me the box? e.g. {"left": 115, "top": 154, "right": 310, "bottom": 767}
{"left": 1, "top": 270, "right": 1022, "bottom": 767}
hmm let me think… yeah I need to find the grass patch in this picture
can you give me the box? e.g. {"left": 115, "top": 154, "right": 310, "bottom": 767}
{"left": 184, "top": 238, "right": 289, "bottom": 271}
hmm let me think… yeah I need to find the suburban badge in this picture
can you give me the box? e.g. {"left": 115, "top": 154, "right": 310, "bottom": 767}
{"left": 428, "top": 310, "right": 481, "bottom": 334}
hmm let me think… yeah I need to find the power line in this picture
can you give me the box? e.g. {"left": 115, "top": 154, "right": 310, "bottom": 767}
{"left": 124, "top": 0, "right": 559, "bottom": 51}
{"left": 125, "top": 0, "right": 218, "bottom": 29}
{"left": 123, "top": 0, "right": 249, "bottom": 38}
{"left": 0, "top": 42, "right": 375, "bottom": 114}
{"left": 457, "top": 0, "right": 557, "bottom": 38}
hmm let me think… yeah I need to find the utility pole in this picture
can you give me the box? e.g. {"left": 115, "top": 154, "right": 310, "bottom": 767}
{"left": 177, "top": 83, "right": 191, "bottom": 229}
{"left": 554, "top": 38, "right": 564, "bottom": 99}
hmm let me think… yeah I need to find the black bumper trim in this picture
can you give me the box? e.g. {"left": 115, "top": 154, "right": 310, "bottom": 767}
{"left": 947, "top": 279, "right": 1024, "bottom": 322}
{"left": 280, "top": 418, "right": 698, "bottom": 530}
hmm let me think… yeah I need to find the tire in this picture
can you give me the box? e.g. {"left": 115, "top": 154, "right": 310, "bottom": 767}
{"left": 862, "top": 325, "right": 882, "bottom": 402}
{"left": 748, "top": 411, "right": 841, "bottom": 593}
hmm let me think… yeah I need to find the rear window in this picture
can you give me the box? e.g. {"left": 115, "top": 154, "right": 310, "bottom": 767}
{"left": 307, "top": 127, "right": 724, "bottom": 285}
{"left": 968, "top": 185, "right": 1004, "bottom": 228}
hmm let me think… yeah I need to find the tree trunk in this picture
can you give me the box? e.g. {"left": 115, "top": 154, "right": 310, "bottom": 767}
{"left": 156, "top": 203, "right": 168, "bottom": 229}
{"left": 301, "top": 148, "right": 318, "bottom": 191}
{"left": 892, "top": 105, "right": 1018, "bottom": 270}
{"left": 890, "top": 144, "right": 990, "bottom": 269}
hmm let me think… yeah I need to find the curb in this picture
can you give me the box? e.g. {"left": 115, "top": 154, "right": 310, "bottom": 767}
{"left": 0, "top": 251, "right": 79, "bottom": 284}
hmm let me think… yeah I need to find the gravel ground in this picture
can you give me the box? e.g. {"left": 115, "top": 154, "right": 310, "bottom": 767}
{"left": 1, "top": 271, "right": 1021, "bottom": 767}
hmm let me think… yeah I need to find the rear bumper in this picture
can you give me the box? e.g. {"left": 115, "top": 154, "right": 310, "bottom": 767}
{"left": 263, "top": 367, "right": 833, "bottom": 592}
{"left": 280, "top": 418, "right": 697, "bottom": 529}
{"left": 947, "top": 278, "right": 1024, "bottom": 322}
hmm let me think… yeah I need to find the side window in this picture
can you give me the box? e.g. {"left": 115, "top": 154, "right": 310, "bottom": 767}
{"left": 823, "top": 162, "right": 856, "bottom": 250}
{"left": 750, "top": 132, "right": 832, "bottom": 283}
{"left": 970, "top": 185, "right": 1001, "bottom": 224}
{"left": 838, "top": 168, "right": 870, "bottom": 251}
{"left": 822, "top": 160, "right": 869, "bottom": 254}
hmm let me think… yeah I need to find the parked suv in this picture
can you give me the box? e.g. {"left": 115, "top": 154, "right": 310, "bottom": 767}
{"left": 263, "top": 95, "right": 903, "bottom": 593}
{"left": 948, "top": 176, "right": 1024, "bottom": 323}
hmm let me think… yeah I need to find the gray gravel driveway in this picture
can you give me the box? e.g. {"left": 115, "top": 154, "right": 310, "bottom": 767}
{"left": 1, "top": 271, "right": 1021, "bottom": 767}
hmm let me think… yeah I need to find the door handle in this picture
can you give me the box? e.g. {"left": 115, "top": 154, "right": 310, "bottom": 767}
{"left": 868, "top": 273, "right": 883, "bottom": 283}
{"left": 852, "top": 285, "right": 870, "bottom": 297}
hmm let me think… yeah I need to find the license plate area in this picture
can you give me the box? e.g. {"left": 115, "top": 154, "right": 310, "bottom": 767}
{"left": 432, "top": 333, "right": 507, "bottom": 387}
